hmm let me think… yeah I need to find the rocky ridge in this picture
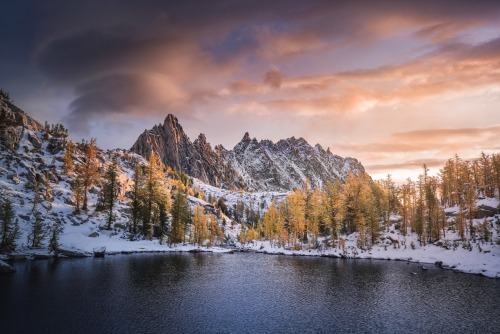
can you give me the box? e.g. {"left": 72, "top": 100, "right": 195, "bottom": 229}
{"left": 131, "top": 114, "right": 365, "bottom": 191}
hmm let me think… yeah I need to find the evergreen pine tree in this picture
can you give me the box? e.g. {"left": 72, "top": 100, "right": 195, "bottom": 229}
{"left": 130, "top": 164, "right": 144, "bottom": 235}
{"left": 80, "top": 139, "right": 100, "bottom": 212}
{"left": 143, "top": 152, "right": 164, "bottom": 236}
{"left": 158, "top": 200, "right": 170, "bottom": 245}
{"left": 0, "top": 199, "right": 19, "bottom": 252}
{"left": 71, "top": 166, "right": 84, "bottom": 213}
{"left": 170, "top": 189, "right": 190, "bottom": 244}
{"left": 103, "top": 157, "right": 120, "bottom": 230}
{"left": 28, "top": 211, "right": 46, "bottom": 248}
{"left": 63, "top": 140, "right": 74, "bottom": 174}
{"left": 48, "top": 224, "right": 60, "bottom": 255}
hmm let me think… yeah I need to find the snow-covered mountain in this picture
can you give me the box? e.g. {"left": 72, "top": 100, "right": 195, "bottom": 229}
{"left": 131, "top": 114, "right": 365, "bottom": 191}
{"left": 0, "top": 97, "right": 245, "bottom": 255}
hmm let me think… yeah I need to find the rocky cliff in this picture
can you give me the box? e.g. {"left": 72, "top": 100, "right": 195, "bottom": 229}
{"left": 131, "top": 114, "right": 365, "bottom": 191}
{"left": 130, "top": 115, "right": 245, "bottom": 189}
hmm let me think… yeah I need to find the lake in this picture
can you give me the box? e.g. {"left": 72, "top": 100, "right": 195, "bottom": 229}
{"left": 1, "top": 252, "right": 499, "bottom": 333}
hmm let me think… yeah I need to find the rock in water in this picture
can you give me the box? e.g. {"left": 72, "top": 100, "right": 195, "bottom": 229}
{"left": 0, "top": 260, "right": 16, "bottom": 273}
{"left": 93, "top": 247, "right": 106, "bottom": 257}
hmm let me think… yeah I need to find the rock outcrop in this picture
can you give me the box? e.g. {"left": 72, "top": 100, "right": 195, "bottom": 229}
{"left": 0, "top": 98, "right": 44, "bottom": 150}
{"left": 131, "top": 114, "right": 365, "bottom": 191}
{"left": 130, "top": 115, "right": 245, "bottom": 189}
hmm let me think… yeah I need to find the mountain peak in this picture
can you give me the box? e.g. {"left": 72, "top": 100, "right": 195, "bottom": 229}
{"left": 196, "top": 133, "right": 207, "bottom": 143}
{"left": 0, "top": 99, "right": 43, "bottom": 132}
{"left": 165, "top": 113, "right": 178, "bottom": 123}
{"left": 131, "top": 113, "right": 365, "bottom": 191}
{"left": 242, "top": 132, "right": 251, "bottom": 142}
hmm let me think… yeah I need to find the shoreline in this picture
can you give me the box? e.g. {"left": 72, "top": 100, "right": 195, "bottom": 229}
{"left": 2, "top": 240, "right": 498, "bottom": 279}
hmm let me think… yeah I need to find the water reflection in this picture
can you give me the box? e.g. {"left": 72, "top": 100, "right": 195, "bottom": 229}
{"left": 1, "top": 253, "right": 499, "bottom": 334}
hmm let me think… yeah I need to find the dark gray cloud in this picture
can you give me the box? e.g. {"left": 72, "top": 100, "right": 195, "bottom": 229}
{"left": 65, "top": 73, "right": 185, "bottom": 133}
{"left": 2, "top": 0, "right": 500, "bottom": 139}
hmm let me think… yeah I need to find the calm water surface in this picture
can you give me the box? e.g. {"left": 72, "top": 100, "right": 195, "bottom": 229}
{"left": 1, "top": 252, "right": 499, "bottom": 333}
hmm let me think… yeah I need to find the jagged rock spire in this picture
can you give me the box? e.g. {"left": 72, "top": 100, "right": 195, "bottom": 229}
{"left": 131, "top": 114, "right": 365, "bottom": 191}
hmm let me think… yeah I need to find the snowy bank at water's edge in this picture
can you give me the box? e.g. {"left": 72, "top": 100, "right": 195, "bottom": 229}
{"left": 239, "top": 236, "right": 500, "bottom": 279}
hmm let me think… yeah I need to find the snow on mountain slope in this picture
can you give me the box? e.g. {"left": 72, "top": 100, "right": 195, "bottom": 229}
{"left": 225, "top": 133, "right": 364, "bottom": 191}
{"left": 0, "top": 99, "right": 243, "bottom": 254}
{"left": 131, "top": 115, "right": 365, "bottom": 192}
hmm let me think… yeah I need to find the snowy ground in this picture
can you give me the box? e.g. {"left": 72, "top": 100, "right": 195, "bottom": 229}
{"left": 7, "top": 226, "right": 498, "bottom": 278}
{"left": 237, "top": 226, "right": 500, "bottom": 279}
{"left": 192, "top": 178, "right": 289, "bottom": 212}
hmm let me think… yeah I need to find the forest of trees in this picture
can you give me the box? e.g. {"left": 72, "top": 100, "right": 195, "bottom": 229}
{"left": 61, "top": 142, "right": 226, "bottom": 246}
{"left": 1, "top": 111, "right": 499, "bottom": 252}
{"left": 240, "top": 153, "right": 500, "bottom": 250}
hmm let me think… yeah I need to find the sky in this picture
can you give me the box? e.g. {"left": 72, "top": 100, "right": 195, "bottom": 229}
{"left": 1, "top": 0, "right": 500, "bottom": 182}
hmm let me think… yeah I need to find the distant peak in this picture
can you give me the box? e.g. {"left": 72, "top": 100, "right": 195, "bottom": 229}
{"left": 162, "top": 113, "right": 185, "bottom": 134}
{"left": 166, "top": 113, "right": 176, "bottom": 120}
{"left": 164, "top": 114, "right": 179, "bottom": 124}
{"left": 242, "top": 132, "right": 251, "bottom": 142}
{"left": 196, "top": 133, "right": 207, "bottom": 143}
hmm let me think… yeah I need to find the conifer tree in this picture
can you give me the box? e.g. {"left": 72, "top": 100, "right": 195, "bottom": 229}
{"left": 322, "top": 180, "right": 342, "bottom": 239}
{"left": 208, "top": 214, "right": 220, "bottom": 246}
{"left": 275, "top": 208, "right": 288, "bottom": 248}
{"left": 28, "top": 211, "right": 46, "bottom": 248}
{"left": 0, "top": 199, "right": 19, "bottom": 252}
{"left": 480, "top": 218, "right": 490, "bottom": 242}
{"left": 399, "top": 179, "right": 414, "bottom": 236}
{"left": 32, "top": 174, "right": 41, "bottom": 213}
{"left": 48, "top": 225, "right": 60, "bottom": 255}
{"left": 170, "top": 188, "right": 190, "bottom": 244}
{"left": 456, "top": 211, "right": 466, "bottom": 240}
{"left": 143, "top": 152, "right": 165, "bottom": 236}
{"left": 103, "top": 157, "right": 120, "bottom": 230}
{"left": 157, "top": 199, "right": 171, "bottom": 245}
{"left": 263, "top": 202, "right": 278, "bottom": 245}
{"left": 63, "top": 140, "right": 74, "bottom": 174}
{"left": 192, "top": 204, "right": 208, "bottom": 246}
{"left": 479, "top": 152, "right": 494, "bottom": 197}
{"left": 80, "top": 139, "right": 100, "bottom": 212}
{"left": 71, "top": 166, "right": 84, "bottom": 213}
{"left": 217, "top": 197, "right": 227, "bottom": 215}
{"left": 460, "top": 161, "right": 477, "bottom": 237}
{"left": 414, "top": 175, "right": 425, "bottom": 244}
{"left": 288, "top": 190, "right": 305, "bottom": 247}
{"left": 130, "top": 164, "right": 144, "bottom": 235}
{"left": 492, "top": 153, "right": 500, "bottom": 198}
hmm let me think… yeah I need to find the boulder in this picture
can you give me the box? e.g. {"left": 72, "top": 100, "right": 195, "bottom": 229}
{"left": 88, "top": 231, "right": 99, "bottom": 238}
{"left": 59, "top": 248, "right": 92, "bottom": 257}
{"left": 41, "top": 202, "right": 52, "bottom": 211}
{"left": 0, "top": 260, "right": 16, "bottom": 273}
{"left": 475, "top": 205, "right": 499, "bottom": 219}
{"left": 27, "top": 132, "right": 42, "bottom": 150}
{"left": 19, "top": 214, "right": 31, "bottom": 221}
{"left": 114, "top": 223, "right": 126, "bottom": 230}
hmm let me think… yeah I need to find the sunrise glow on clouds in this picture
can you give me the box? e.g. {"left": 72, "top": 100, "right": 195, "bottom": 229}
{"left": 2, "top": 0, "right": 500, "bottom": 182}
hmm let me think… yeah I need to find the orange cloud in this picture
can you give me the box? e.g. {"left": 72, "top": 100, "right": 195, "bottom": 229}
{"left": 391, "top": 125, "right": 500, "bottom": 142}
{"left": 366, "top": 159, "right": 445, "bottom": 173}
